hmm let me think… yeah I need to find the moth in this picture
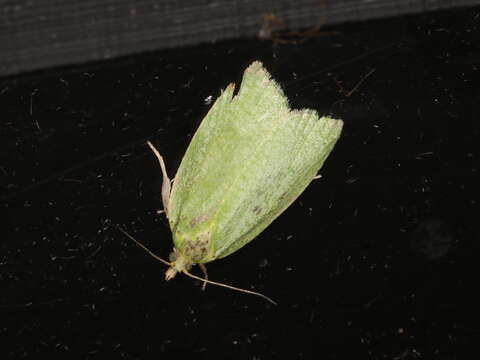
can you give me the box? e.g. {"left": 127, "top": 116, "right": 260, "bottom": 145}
{"left": 120, "top": 61, "right": 343, "bottom": 303}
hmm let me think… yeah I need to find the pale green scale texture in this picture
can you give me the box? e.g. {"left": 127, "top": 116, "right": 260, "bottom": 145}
{"left": 168, "top": 61, "right": 343, "bottom": 264}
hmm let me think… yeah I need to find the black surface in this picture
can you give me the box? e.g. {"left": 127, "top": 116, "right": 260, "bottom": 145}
{"left": 1, "top": 8, "right": 480, "bottom": 359}
{"left": 2, "top": 0, "right": 480, "bottom": 77}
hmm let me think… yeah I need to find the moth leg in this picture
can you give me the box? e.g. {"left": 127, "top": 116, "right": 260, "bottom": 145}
{"left": 313, "top": 174, "right": 322, "bottom": 180}
{"left": 147, "top": 141, "right": 171, "bottom": 217}
{"left": 155, "top": 175, "right": 175, "bottom": 215}
{"left": 199, "top": 263, "right": 208, "bottom": 291}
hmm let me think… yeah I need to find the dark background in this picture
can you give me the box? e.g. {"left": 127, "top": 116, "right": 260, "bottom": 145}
{"left": 1, "top": 7, "right": 479, "bottom": 360}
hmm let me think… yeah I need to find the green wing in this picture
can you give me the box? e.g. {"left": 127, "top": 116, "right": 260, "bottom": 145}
{"left": 168, "top": 61, "right": 343, "bottom": 261}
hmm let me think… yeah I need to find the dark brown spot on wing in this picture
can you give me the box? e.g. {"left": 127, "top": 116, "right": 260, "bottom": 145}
{"left": 189, "top": 213, "right": 209, "bottom": 228}
{"left": 279, "top": 192, "right": 287, "bottom": 200}
{"left": 183, "top": 231, "right": 211, "bottom": 263}
{"left": 252, "top": 206, "right": 262, "bottom": 215}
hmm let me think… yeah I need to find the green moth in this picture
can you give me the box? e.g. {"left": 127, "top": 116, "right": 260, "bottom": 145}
{"left": 125, "top": 61, "right": 343, "bottom": 303}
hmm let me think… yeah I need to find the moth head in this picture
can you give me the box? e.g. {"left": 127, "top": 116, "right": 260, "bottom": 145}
{"left": 116, "top": 226, "right": 276, "bottom": 305}
{"left": 165, "top": 267, "right": 177, "bottom": 280}
{"left": 165, "top": 249, "right": 192, "bottom": 280}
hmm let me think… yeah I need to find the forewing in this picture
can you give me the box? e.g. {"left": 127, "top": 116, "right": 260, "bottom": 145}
{"left": 213, "top": 109, "right": 342, "bottom": 259}
{"left": 168, "top": 62, "right": 286, "bottom": 245}
{"left": 168, "top": 61, "right": 342, "bottom": 260}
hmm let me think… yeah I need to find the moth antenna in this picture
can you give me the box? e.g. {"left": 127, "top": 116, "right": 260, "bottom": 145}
{"left": 182, "top": 269, "right": 277, "bottom": 305}
{"left": 115, "top": 225, "right": 172, "bottom": 266}
{"left": 115, "top": 226, "right": 276, "bottom": 304}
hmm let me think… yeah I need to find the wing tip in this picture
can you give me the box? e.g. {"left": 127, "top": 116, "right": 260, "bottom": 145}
{"left": 320, "top": 116, "right": 344, "bottom": 146}
{"left": 224, "top": 82, "right": 236, "bottom": 94}
{"left": 243, "top": 60, "right": 290, "bottom": 109}
{"left": 243, "top": 62, "right": 345, "bottom": 135}
{"left": 322, "top": 116, "right": 344, "bottom": 128}
{"left": 292, "top": 109, "right": 344, "bottom": 128}
{"left": 246, "top": 60, "right": 266, "bottom": 73}
{"left": 245, "top": 60, "right": 276, "bottom": 87}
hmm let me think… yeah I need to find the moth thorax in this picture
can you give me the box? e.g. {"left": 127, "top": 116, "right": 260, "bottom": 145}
{"left": 165, "top": 249, "right": 192, "bottom": 281}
